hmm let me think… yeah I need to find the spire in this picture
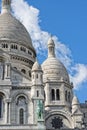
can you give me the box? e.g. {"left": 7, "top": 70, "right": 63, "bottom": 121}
{"left": 47, "top": 36, "right": 55, "bottom": 58}
{"left": 1, "top": 0, "right": 11, "bottom": 14}
{"left": 72, "top": 95, "right": 79, "bottom": 106}
{"left": 72, "top": 95, "right": 82, "bottom": 114}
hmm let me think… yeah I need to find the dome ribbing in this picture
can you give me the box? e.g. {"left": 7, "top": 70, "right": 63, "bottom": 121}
{"left": 0, "top": 13, "right": 35, "bottom": 51}
{"left": 42, "top": 37, "right": 69, "bottom": 83}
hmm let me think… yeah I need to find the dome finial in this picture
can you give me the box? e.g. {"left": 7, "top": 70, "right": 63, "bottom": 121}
{"left": 47, "top": 35, "right": 55, "bottom": 58}
{"left": 1, "top": 0, "right": 11, "bottom": 14}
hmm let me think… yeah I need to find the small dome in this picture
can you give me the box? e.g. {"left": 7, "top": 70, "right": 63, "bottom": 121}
{"left": 42, "top": 57, "right": 69, "bottom": 82}
{"left": 42, "top": 37, "right": 69, "bottom": 83}
{"left": 72, "top": 95, "right": 79, "bottom": 106}
{"left": 32, "top": 60, "right": 42, "bottom": 71}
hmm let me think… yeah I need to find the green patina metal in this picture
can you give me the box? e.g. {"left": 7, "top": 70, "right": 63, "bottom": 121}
{"left": 37, "top": 100, "right": 44, "bottom": 119}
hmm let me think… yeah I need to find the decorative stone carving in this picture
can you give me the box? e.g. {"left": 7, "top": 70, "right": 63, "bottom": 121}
{"left": 51, "top": 116, "right": 63, "bottom": 129}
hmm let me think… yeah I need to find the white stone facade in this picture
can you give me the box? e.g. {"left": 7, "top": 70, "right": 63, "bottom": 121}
{"left": 0, "top": 0, "right": 85, "bottom": 130}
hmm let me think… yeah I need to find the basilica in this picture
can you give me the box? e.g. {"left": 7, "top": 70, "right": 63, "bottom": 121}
{"left": 0, "top": 0, "right": 87, "bottom": 130}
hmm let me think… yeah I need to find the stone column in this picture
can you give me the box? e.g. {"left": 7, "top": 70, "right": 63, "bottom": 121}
{"left": 45, "top": 82, "right": 50, "bottom": 106}
{"left": 4, "top": 63, "right": 11, "bottom": 79}
{"left": 8, "top": 102, "right": 11, "bottom": 124}
{"left": 4, "top": 98, "right": 11, "bottom": 124}
{"left": 0, "top": 63, "right": 3, "bottom": 80}
{"left": 4, "top": 99, "right": 8, "bottom": 124}
{"left": 33, "top": 99, "right": 37, "bottom": 124}
{"left": 2, "top": 63, "right": 4, "bottom": 80}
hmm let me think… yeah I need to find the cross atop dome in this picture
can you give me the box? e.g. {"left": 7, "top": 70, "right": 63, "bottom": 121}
{"left": 1, "top": 0, "right": 11, "bottom": 14}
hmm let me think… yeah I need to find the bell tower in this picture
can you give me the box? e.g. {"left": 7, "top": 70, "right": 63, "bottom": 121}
{"left": 31, "top": 60, "right": 45, "bottom": 130}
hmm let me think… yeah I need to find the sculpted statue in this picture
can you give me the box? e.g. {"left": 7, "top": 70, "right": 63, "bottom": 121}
{"left": 37, "top": 100, "right": 44, "bottom": 119}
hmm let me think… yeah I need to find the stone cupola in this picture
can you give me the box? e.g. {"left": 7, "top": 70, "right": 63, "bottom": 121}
{"left": 1, "top": 0, "right": 11, "bottom": 14}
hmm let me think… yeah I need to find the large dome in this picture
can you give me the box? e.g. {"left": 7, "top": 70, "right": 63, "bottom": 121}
{"left": 0, "top": 12, "right": 34, "bottom": 51}
{"left": 42, "top": 38, "right": 70, "bottom": 83}
{"left": 0, "top": 0, "right": 36, "bottom": 79}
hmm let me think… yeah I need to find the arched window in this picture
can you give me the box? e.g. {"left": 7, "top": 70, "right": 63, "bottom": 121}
{"left": 17, "top": 96, "right": 26, "bottom": 106}
{"left": 28, "top": 50, "right": 32, "bottom": 55}
{"left": 19, "top": 108, "right": 24, "bottom": 124}
{"left": 15, "top": 45, "right": 18, "bottom": 49}
{"left": 2, "top": 44, "right": 8, "bottom": 48}
{"left": 0, "top": 93, "right": 4, "bottom": 118}
{"left": 68, "top": 92, "right": 71, "bottom": 102}
{"left": 29, "top": 71, "right": 31, "bottom": 77}
{"left": 11, "top": 44, "right": 17, "bottom": 49}
{"left": 14, "top": 45, "right": 16, "bottom": 49}
{"left": 56, "top": 89, "right": 60, "bottom": 100}
{"left": 20, "top": 47, "right": 22, "bottom": 51}
{"left": 14, "top": 67, "right": 17, "bottom": 70}
{"left": 23, "top": 47, "right": 24, "bottom": 52}
{"left": 5, "top": 44, "right": 8, "bottom": 48}
{"left": 3, "top": 44, "right": 5, "bottom": 48}
{"left": 51, "top": 89, "right": 55, "bottom": 101}
{"left": 37, "top": 90, "right": 39, "bottom": 97}
{"left": 20, "top": 47, "right": 26, "bottom": 52}
{"left": 17, "top": 96, "right": 27, "bottom": 124}
{"left": 65, "top": 90, "right": 67, "bottom": 101}
{"left": 11, "top": 44, "right": 13, "bottom": 49}
{"left": 21, "top": 69, "right": 26, "bottom": 74}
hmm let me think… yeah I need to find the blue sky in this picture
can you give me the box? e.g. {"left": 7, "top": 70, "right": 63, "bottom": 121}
{"left": 27, "top": 0, "right": 87, "bottom": 64}
{"left": 20, "top": 0, "right": 87, "bottom": 103}
{"left": 0, "top": 0, "right": 87, "bottom": 102}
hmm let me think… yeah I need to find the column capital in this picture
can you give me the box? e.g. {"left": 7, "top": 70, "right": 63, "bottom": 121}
{"left": 4, "top": 98, "right": 11, "bottom": 103}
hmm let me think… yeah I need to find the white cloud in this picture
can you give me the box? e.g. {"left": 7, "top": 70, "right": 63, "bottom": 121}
{"left": 11, "top": 0, "right": 72, "bottom": 68}
{"left": 11, "top": 0, "right": 87, "bottom": 90}
{"left": 11, "top": 0, "right": 49, "bottom": 54}
{"left": 70, "top": 64, "right": 87, "bottom": 89}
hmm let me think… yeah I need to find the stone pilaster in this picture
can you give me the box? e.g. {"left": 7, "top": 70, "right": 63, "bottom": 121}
{"left": 4, "top": 63, "right": 11, "bottom": 79}
{"left": 4, "top": 98, "right": 11, "bottom": 124}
